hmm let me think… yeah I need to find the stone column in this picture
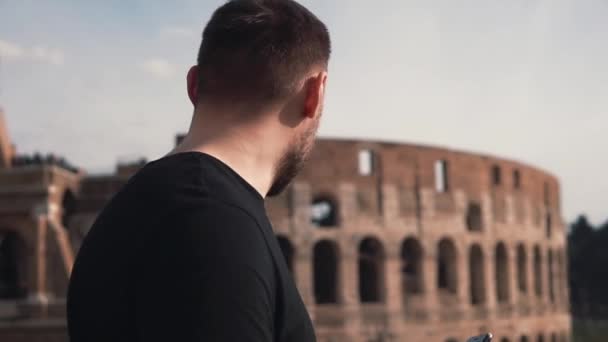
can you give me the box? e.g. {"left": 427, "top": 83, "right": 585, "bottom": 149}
{"left": 21, "top": 215, "right": 50, "bottom": 318}
{"left": 508, "top": 246, "right": 519, "bottom": 309}
{"left": 484, "top": 244, "right": 497, "bottom": 320}
{"left": 384, "top": 245, "right": 404, "bottom": 336}
{"left": 340, "top": 240, "right": 361, "bottom": 341}
{"left": 457, "top": 242, "right": 470, "bottom": 315}
{"left": 424, "top": 241, "right": 440, "bottom": 323}
{"left": 295, "top": 242, "right": 315, "bottom": 313}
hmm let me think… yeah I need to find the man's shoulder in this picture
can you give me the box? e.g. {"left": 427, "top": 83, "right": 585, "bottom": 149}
{"left": 166, "top": 199, "right": 272, "bottom": 264}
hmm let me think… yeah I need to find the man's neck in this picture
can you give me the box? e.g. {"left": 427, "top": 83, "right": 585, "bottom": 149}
{"left": 171, "top": 113, "right": 282, "bottom": 198}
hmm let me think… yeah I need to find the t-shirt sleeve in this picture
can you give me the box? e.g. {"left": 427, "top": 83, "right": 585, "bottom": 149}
{"left": 134, "top": 202, "right": 275, "bottom": 341}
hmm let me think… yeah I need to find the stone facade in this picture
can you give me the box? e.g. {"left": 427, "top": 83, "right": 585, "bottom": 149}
{"left": 0, "top": 119, "right": 571, "bottom": 341}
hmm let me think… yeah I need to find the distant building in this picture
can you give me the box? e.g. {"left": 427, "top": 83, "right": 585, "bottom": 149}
{"left": 0, "top": 111, "right": 571, "bottom": 342}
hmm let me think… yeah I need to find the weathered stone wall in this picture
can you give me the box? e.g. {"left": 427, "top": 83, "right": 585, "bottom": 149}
{"left": 0, "top": 138, "right": 571, "bottom": 342}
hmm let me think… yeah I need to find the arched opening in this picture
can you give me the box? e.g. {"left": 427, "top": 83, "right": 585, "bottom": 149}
{"left": 311, "top": 196, "right": 339, "bottom": 228}
{"left": 501, "top": 338, "right": 510, "bottom": 342}
{"left": 469, "top": 244, "right": 486, "bottom": 305}
{"left": 0, "top": 232, "right": 26, "bottom": 299}
{"left": 517, "top": 244, "right": 528, "bottom": 294}
{"left": 313, "top": 240, "right": 339, "bottom": 304}
{"left": 550, "top": 333, "right": 557, "bottom": 342}
{"left": 495, "top": 242, "right": 510, "bottom": 303}
{"left": 401, "top": 237, "right": 424, "bottom": 295}
{"left": 548, "top": 249, "right": 555, "bottom": 303}
{"left": 534, "top": 246, "right": 543, "bottom": 298}
{"left": 537, "top": 334, "right": 545, "bottom": 342}
{"left": 445, "top": 339, "right": 458, "bottom": 342}
{"left": 521, "top": 336, "right": 530, "bottom": 342}
{"left": 358, "top": 237, "right": 385, "bottom": 303}
{"left": 437, "top": 238, "right": 458, "bottom": 294}
{"left": 62, "top": 189, "right": 77, "bottom": 229}
{"left": 466, "top": 202, "right": 483, "bottom": 232}
{"left": 277, "top": 236, "right": 294, "bottom": 273}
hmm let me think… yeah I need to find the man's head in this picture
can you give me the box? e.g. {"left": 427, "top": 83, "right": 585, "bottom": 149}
{"left": 187, "top": 0, "right": 331, "bottom": 197}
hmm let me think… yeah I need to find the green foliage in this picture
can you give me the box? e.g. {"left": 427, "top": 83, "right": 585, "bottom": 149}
{"left": 569, "top": 215, "right": 608, "bottom": 318}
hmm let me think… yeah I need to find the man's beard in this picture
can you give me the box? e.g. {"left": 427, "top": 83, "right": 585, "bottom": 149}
{"left": 267, "top": 116, "right": 320, "bottom": 197}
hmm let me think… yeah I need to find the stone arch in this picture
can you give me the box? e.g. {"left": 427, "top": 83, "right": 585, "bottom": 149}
{"left": 516, "top": 243, "right": 528, "bottom": 294}
{"left": 495, "top": 242, "right": 510, "bottom": 303}
{"left": 311, "top": 194, "right": 339, "bottom": 228}
{"left": 358, "top": 236, "right": 385, "bottom": 303}
{"left": 534, "top": 245, "right": 543, "bottom": 298}
{"left": 401, "top": 237, "right": 424, "bottom": 295}
{"left": 437, "top": 238, "right": 458, "bottom": 294}
{"left": 276, "top": 236, "right": 294, "bottom": 273}
{"left": 0, "top": 230, "right": 27, "bottom": 299}
{"left": 548, "top": 249, "right": 555, "bottom": 303}
{"left": 469, "top": 244, "right": 486, "bottom": 305}
{"left": 466, "top": 202, "right": 484, "bottom": 232}
{"left": 313, "top": 240, "right": 339, "bottom": 304}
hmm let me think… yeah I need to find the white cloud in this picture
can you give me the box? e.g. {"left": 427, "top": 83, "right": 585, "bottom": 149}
{"left": 0, "top": 39, "right": 24, "bottom": 59}
{"left": 31, "top": 46, "right": 65, "bottom": 65}
{"left": 0, "top": 39, "right": 64, "bottom": 65}
{"left": 160, "top": 26, "right": 196, "bottom": 38}
{"left": 139, "top": 58, "right": 176, "bottom": 79}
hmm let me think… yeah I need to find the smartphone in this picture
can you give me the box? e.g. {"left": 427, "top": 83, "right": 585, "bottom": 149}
{"left": 466, "top": 333, "right": 493, "bottom": 342}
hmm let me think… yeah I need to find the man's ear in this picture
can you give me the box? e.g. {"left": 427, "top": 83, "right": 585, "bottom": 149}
{"left": 303, "top": 71, "right": 328, "bottom": 119}
{"left": 186, "top": 65, "right": 200, "bottom": 106}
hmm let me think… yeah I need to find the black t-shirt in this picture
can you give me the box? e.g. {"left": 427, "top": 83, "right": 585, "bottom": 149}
{"left": 67, "top": 152, "right": 316, "bottom": 342}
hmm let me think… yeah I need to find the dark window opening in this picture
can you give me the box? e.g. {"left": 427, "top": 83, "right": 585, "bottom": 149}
{"left": 517, "top": 244, "right": 528, "bottom": 294}
{"left": 0, "top": 232, "right": 26, "bottom": 299}
{"left": 495, "top": 242, "right": 510, "bottom": 303}
{"left": 401, "top": 238, "right": 424, "bottom": 295}
{"left": 62, "top": 190, "right": 77, "bottom": 229}
{"left": 514, "top": 170, "right": 521, "bottom": 189}
{"left": 466, "top": 202, "right": 484, "bottom": 232}
{"left": 537, "top": 334, "right": 545, "bottom": 342}
{"left": 492, "top": 165, "right": 502, "bottom": 186}
{"left": 313, "top": 240, "right": 339, "bottom": 304}
{"left": 534, "top": 246, "right": 543, "bottom": 297}
{"left": 469, "top": 244, "right": 486, "bottom": 305}
{"left": 437, "top": 238, "right": 458, "bottom": 294}
{"left": 546, "top": 213, "right": 552, "bottom": 239}
{"left": 311, "top": 196, "right": 339, "bottom": 228}
{"left": 358, "top": 237, "right": 385, "bottom": 303}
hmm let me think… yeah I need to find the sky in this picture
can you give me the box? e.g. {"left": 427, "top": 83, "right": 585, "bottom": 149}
{"left": 0, "top": 0, "right": 607, "bottom": 225}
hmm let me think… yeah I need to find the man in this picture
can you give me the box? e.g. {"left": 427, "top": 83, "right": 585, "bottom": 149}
{"left": 67, "top": 0, "right": 330, "bottom": 341}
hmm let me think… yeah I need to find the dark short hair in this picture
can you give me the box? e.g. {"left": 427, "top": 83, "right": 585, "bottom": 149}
{"left": 196, "top": 0, "right": 331, "bottom": 105}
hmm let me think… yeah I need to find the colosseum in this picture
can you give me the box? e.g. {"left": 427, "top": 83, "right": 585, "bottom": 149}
{"left": 0, "top": 110, "right": 571, "bottom": 342}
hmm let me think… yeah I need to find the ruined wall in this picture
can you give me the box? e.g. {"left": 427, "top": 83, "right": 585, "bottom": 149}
{"left": 0, "top": 138, "right": 571, "bottom": 342}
